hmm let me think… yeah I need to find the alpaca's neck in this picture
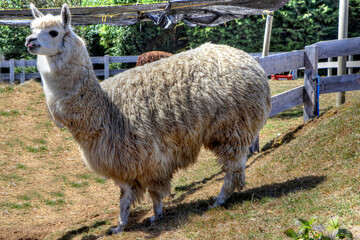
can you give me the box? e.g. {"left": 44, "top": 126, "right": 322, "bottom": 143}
{"left": 38, "top": 34, "right": 112, "bottom": 140}
{"left": 38, "top": 36, "right": 97, "bottom": 93}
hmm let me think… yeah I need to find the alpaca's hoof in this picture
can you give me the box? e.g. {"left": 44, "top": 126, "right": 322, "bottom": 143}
{"left": 109, "top": 225, "right": 123, "bottom": 234}
{"left": 149, "top": 214, "right": 162, "bottom": 224}
{"left": 210, "top": 196, "right": 225, "bottom": 209}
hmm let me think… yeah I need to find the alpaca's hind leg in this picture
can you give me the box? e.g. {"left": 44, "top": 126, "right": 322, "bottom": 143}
{"left": 148, "top": 178, "right": 171, "bottom": 223}
{"left": 148, "top": 190, "right": 163, "bottom": 223}
{"left": 110, "top": 183, "right": 134, "bottom": 234}
{"left": 213, "top": 152, "right": 247, "bottom": 207}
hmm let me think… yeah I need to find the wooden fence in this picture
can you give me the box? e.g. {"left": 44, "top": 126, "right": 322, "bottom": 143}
{"left": 1, "top": 37, "right": 360, "bottom": 122}
{"left": 0, "top": 55, "right": 139, "bottom": 84}
{"left": 260, "top": 37, "right": 360, "bottom": 121}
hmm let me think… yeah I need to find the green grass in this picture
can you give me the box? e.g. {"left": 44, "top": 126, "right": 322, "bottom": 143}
{"left": 26, "top": 145, "right": 48, "bottom": 153}
{"left": 32, "top": 138, "right": 47, "bottom": 145}
{"left": 45, "top": 199, "right": 66, "bottom": 206}
{"left": 1, "top": 202, "right": 31, "bottom": 209}
{"left": 0, "top": 110, "right": 20, "bottom": 117}
{"left": 94, "top": 177, "right": 106, "bottom": 184}
{"left": 69, "top": 181, "right": 89, "bottom": 188}
{"left": 51, "top": 191, "right": 65, "bottom": 198}
{"left": 35, "top": 121, "right": 53, "bottom": 130}
{"left": 0, "top": 86, "right": 14, "bottom": 94}
{"left": 2, "top": 174, "right": 23, "bottom": 182}
{"left": 16, "top": 163, "right": 28, "bottom": 169}
{"left": 16, "top": 195, "right": 31, "bottom": 201}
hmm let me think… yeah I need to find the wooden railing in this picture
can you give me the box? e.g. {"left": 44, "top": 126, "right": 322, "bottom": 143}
{"left": 261, "top": 37, "right": 360, "bottom": 121}
{"left": 0, "top": 55, "right": 138, "bottom": 84}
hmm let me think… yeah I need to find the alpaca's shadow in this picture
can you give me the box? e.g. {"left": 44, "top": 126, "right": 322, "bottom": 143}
{"left": 60, "top": 175, "right": 325, "bottom": 239}
{"left": 128, "top": 175, "right": 326, "bottom": 238}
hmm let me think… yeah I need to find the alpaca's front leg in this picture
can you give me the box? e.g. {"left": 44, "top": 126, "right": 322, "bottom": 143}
{"left": 110, "top": 183, "right": 133, "bottom": 234}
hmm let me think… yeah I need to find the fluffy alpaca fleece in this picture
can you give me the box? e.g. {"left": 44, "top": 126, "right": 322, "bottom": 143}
{"left": 26, "top": 4, "right": 271, "bottom": 233}
{"left": 136, "top": 51, "right": 173, "bottom": 66}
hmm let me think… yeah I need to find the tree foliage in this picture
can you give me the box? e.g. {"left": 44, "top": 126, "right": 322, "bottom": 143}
{"left": 0, "top": 0, "right": 359, "bottom": 60}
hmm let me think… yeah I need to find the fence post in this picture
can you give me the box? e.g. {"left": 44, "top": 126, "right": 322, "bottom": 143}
{"left": 0, "top": 56, "right": 3, "bottom": 82}
{"left": 303, "top": 45, "right": 319, "bottom": 121}
{"left": 336, "top": 0, "right": 348, "bottom": 106}
{"left": 104, "top": 55, "right": 109, "bottom": 80}
{"left": 9, "top": 59, "right": 15, "bottom": 85}
{"left": 249, "top": 56, "right": 261, "bottom": 154}
{"left": 292, "top": 69, "right": 298, "bottom": 80}
{"left": 348, "top": 55, "right": 353, "bottom": 74}
{"left": 20, "top": 59, "right": 25, "bottom": 83}
{"left": 327, "top": 58, "right": 333, "bottom": 77}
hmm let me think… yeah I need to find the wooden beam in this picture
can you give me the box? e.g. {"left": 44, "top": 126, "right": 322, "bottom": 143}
{"left": 315, "top": 37, "right": 360, "bottom": 59}
{"left": 20, "top": 59, "right": 25, "bottom": 83}
{"left": 104, "top": 55, "right": 110, "bottom": 80}
{"left": 110, "top": 56, "right": 138, "bottom": 63}
{"left": 9, "top": 59, "right": 15, "bottom": 85}
{"left": 318, "top": 60, "right": 360, "bottom": 69}
{"left": 262, "top": 14, "right": 273, "bottom": 57}
{"left": 337, "top": 0, "right": 349, "bottom": 106}
{"left": 319, "top": 74, "right": 360, "bottom": 94}
{"left": 303, "top": 45, "right": 318, "bottom": 121}
{"left": 259, "top": 50, "right": 304, "bottom": 76}
{"left": 270, "top": 86, "right": 304, "bottom": 117}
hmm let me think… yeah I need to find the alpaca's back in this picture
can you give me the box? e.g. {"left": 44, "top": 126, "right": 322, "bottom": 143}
{"left": 101, "top": 43, "right": 270, "bottom": 168}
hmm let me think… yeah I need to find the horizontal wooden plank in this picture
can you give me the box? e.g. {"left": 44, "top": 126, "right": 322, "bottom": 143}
{"left": 0, "top": 4, "right": 168, "bottom": 19}
{"left": 249, "top": 52, "right": 284, "bottom": 57}
{"left": 1, "top": 60, "right": 37, "bottom": 67}
{"left": 94, "top": 69, "right": 127, "bottom": 77}
{"left": 0, "top": 1, "right": 288, "bottom": 26}
{"left": 91, "top": 57, "right": 105, "bottom": 64}
{"left": 269, "top": 85, "right": 304, "bottom": 117}
{"left": 0, "top": 20, "right": 31, "bottom": 26}
{"left": 0, "top": 72, "right": 40, "bottom": 80}
{"left": 317, "top": 61, "right": 360, "bottom": 69}
{"left": 109, "top": 69, "right": 127, "bottom": 75}
{"left": 259, "top": 50, "right": 305, "bottom": 76}
{"left": 91, "top": 56, "right": 138, "bottom": 64}
{"left": 110, "top": 56, "right": 138, "bottom": 63}
{"left": 315, "top": 38, "right": 360, "bottom": 59}
{"left": 319, "top": 73, "right": 360, "bottom": 94}
{"left": 15, "top": 60, "right": 36, "bottom": 67}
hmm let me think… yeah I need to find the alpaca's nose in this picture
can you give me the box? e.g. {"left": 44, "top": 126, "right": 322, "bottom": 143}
{"left": 25, "top": 35, "right": 38, "bottom": 47}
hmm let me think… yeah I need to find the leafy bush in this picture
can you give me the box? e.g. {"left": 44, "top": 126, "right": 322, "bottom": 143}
{"left": 285, "top": 216, "right": 353, "bottom": 240}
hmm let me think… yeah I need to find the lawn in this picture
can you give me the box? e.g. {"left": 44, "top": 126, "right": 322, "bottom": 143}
{"left": 0, "top": 79, "right": 359, "bottom": 240}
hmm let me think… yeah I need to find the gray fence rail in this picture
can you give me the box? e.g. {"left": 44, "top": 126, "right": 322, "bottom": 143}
{"left": 0, "top": 55, "right": 139, "bottom": 84}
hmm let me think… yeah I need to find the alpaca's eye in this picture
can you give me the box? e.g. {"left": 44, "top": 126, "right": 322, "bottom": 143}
{"left": 49, "top": 30, "right": 58, "bottom": 37}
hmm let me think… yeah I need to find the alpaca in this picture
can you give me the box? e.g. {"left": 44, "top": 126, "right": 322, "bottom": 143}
{"left": 25, "top": 4, "right": 271, "bottom": 234}
{"left": 136, "top": 51, "right": 173, "bottom": 66}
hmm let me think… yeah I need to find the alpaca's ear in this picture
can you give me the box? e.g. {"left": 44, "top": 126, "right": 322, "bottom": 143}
{"left": 61, "top": 4, "right": 71, "bottom": 30}
{"left": 30, "top": 3, "right": 44, "bottom": 18}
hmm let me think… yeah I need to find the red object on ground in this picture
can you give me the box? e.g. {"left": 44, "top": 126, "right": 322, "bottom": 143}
{"left": 271, "top": 74, "right": 293, "bottom": 80}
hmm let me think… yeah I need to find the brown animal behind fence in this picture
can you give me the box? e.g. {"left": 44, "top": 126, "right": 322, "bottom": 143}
{"left": 136, "top": 51, "right": 173, "bottom": 66}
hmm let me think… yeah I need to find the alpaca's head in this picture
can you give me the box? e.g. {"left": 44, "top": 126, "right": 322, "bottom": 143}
{"left": 25, "top": 4, "right": 72, "bottom": 56}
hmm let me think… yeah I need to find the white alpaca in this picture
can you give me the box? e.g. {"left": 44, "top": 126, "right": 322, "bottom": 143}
{"left": 26, "top": 4, "right": 271, "bottom": 234}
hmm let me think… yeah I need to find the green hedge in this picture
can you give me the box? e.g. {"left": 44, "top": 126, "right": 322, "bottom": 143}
{"left": 1, "top": 0, "right": 359, "bottom": 60}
